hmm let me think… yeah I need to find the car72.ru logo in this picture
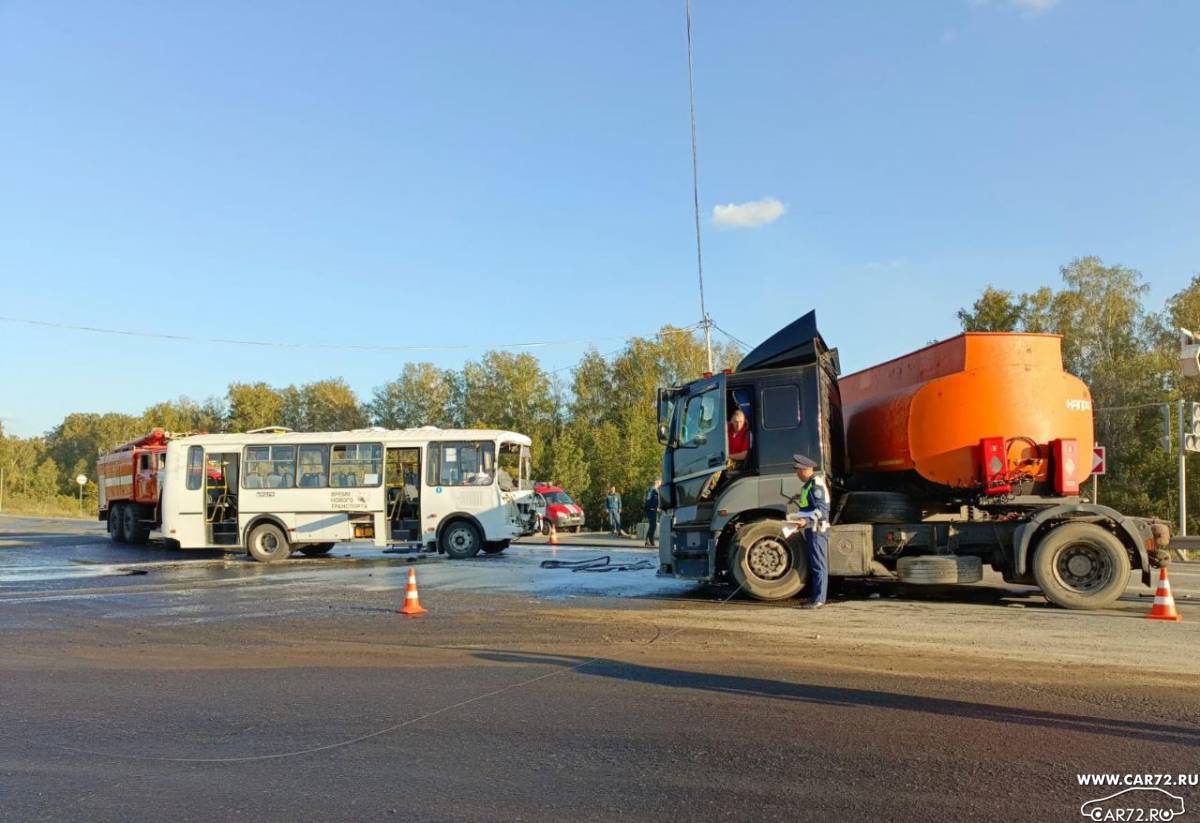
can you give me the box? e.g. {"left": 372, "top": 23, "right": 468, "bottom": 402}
{"left": 1081, "top": 787, "right": 1187, "bottom": 822}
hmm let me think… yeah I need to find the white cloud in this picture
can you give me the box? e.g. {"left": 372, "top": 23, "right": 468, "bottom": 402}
{"left": 711, "top": 197, "right": 785, "bottom": 229}
{"left": 1010, "top": 0, "right": 1059, "bottom": 13}
{"left": 970, "top": 0, "right": 1060, "bottom": 14}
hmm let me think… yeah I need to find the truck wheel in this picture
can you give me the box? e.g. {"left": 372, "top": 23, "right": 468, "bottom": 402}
{"left": 1032, "top": 522, "right": 1130, "bottom": 610}
{"left": 247, "top": 522, "right": 292, "bottom": 563}
{"left": 896, "top": 555, "right": 982, "bottom": 584}
{"left": 109, "top": 505, "right": 127, "bottom": 543}
{"left": 729, "top": 520, "right": 807, "bottom": 601}
{"left": 119, "top": 505, "right": 145, "bottom": 545}
{"left": 123, "top": 505, "right": 150, "bottom": 545}
{"left": 838, "top": 491, "right": 920, "bottom": 525}
{"left": 440, "top": 520, "right": 481, "bottom": 559}
{"left": 298, "top": 543, "right": 335, "bottom": 557}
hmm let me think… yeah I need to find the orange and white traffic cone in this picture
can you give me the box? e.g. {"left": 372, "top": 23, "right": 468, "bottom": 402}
{"left": 1146, "top": 566, "right": 1182, "bottom": 622}
{"left": 548, "top": 523, "right": 559, "bottom": 546}
{"left": 397, "top": 567, "right": 428, "bottom": 617}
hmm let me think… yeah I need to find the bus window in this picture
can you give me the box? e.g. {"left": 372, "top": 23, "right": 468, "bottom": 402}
{"left": 186, "top": 446, "right": 204, "bottom": 490}
{"left": 245, "top": 445, "right": 296, "bottom": 489}
{"left": 297, "top": 445, "right": 329, "bottom": 488}
{"left": 429, "top": 441, "right": 495, "bottom": 487}
{"left": 497, "top": 441, "right": 528, "bottom": 491}
{"left": 330, "top": 444, "right": 383, "bottom": 487}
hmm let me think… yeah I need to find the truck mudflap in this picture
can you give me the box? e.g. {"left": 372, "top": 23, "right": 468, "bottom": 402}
{"left": 1012, "top": 503, "right": 1163, "bottom": 588}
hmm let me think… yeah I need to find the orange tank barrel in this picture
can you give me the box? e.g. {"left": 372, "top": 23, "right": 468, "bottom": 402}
{"left": 839, "top": 334, "right": 1094, "bottom": 490}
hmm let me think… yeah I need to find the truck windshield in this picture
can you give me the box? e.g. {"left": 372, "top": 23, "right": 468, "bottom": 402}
{"left": 681, "top": 390, "right": 720, "bottom": 445}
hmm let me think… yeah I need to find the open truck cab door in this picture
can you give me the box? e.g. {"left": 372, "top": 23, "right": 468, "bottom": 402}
{"left": 659, "top": 374, "right": 727, "bottom": 514}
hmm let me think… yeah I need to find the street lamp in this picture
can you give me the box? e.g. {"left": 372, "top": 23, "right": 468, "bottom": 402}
{"left": 76, "top": 474, "right": 87, "bottom": 517}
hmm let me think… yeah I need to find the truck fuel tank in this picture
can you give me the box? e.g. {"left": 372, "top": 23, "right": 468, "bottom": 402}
{"left": 839, "top": 333, "right": 1094, "bottom": 491}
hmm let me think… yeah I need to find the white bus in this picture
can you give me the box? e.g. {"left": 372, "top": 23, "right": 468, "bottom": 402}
{"left": 156, "top": 427, "right": 534, "bottom": 562}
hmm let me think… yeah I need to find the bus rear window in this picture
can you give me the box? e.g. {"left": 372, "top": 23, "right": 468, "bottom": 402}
{"left": 186, "top": 446, "right": 203, "bottom": 490}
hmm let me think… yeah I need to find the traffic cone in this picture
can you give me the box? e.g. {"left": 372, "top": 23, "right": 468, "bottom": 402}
{"left": 1146, "top": 567, "right": 1182, "bottom": 623}
{"left": 397, "top": 567, "right": 428, "bottom": 617}
{"left": 548, "top": 523, "right": 559, "bottom": 546}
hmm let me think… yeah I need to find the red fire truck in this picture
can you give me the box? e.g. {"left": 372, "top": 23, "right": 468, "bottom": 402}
{"left": 97, "top": 429, "right": 174, "bottom": 544}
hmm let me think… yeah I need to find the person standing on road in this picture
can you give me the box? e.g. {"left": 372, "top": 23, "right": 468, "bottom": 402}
{"left": 644, "top": 479, "right": 661, "bottom": 547}
{"left": 788, "top": 454, "right": 830, "bottom": 609}
{"left": 606, "top": 486, "right": 623, "bottom": 535}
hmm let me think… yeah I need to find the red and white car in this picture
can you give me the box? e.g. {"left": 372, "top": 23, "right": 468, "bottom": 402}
{"left": 534, "top": 484, "right": 585, "bottom": 533}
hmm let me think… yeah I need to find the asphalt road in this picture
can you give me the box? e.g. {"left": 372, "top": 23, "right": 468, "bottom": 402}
{"left": 2, "top": 515, "right": 1198, "bottom": 822}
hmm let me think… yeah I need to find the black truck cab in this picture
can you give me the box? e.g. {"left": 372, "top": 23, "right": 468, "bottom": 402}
{"left": 657, "top": 312, "right": 845, "bottom": 587}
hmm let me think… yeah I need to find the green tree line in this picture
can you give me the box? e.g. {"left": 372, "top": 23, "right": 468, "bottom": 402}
{"left": 3, "top": 256, "right": 1199, "bottom": 530}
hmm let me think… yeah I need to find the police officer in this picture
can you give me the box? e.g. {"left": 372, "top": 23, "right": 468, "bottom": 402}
{"left": 788, "top": 454, "right": 830, "bottom": 609}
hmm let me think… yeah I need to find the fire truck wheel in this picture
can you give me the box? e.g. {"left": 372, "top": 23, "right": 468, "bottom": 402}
{"left": 729, "top": 520, "right": 807, "bottom": 601}
{"left": 1032, "top": 522, "right": 1129, "bottom": 610}
{"left": 440, "top": 519, "right": 481, "bottom": 559}
{"left": 109, "top": 504, "right": 127, "bottom": 543}
{"left": 247, "top": 522, "right": 292, "bottom": 563}
{"left": 119, "top": 505, "right": 147, "bottom": 545}
{"left": 123, "top": 505, "right": 150, "bottom": 545}
{"left": 298, "top": 543, "right": 335, "bottom": 557}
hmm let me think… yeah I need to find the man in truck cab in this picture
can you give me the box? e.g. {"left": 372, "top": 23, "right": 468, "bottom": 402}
{"left": 700, "top": 404, "right": 753, "bottom": 500}
{"left": 788, "top": 454, "right": 830, "bottom": 609}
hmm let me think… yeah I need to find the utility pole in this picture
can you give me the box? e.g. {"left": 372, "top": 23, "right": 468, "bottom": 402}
{"left": 1178, "top": 327, "right": 1200, "bottom": 535}
{"left": 1180, "top": 398, "right": 1189, "bottom": 536}
{"left": 685, "top": 0, "right": 713, "bottom": 374}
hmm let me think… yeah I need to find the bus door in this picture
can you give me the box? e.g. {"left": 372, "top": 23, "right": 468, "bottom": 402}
{"left": 385, "top": 447, "right": 421, "bottom": 542}
{"left": 204, "top": 452, "right": 240, "bottom": 546}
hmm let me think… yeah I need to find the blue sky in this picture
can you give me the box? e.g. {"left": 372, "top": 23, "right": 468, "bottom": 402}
{"left": 2, "top": 0, "right": 1197, "bottom": 437}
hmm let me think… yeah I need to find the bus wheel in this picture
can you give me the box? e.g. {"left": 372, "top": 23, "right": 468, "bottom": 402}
{"left": 1032, "top": 522, "right": 1130, "bottom": 610}
{"left": 299, "top": 543, "right": 335, "bottom": 557}
{"left": 482, "top": 540, "right": 510, "bottom": 555}
{"left": 729, "top": 520, "right": 807, "bottom": 601}
{"left": 440, "top": 520, "right": 481, "bottom": 560}
{"left": 247, "top": 522, "right": 292, "bottom": 563}
{"left": 109, "top": 505, "right": 127, "bottom": 543}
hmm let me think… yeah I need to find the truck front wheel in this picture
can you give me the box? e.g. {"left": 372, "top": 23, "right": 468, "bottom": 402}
{"left": 729, "top": 520, "right": 807, "bottom": 601}
{"left": 1032, "top": 522, "right": 1130, "bottom": 610}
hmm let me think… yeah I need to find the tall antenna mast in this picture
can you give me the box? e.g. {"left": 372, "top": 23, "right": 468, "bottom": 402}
{"left": 685, "top": 0, "right": 714, "bottom": 373}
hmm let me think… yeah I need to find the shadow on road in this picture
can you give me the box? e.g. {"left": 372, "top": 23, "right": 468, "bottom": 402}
{"left": 473, "top": 650, "right": 1200, "bottom": 748}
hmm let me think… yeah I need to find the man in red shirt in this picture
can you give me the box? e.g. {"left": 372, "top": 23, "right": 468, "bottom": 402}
{"left": 727, "top": 408, "right": 751, "bottom": 466}
{"left": 701, "top": 408, "right": 753, "bottom": 499}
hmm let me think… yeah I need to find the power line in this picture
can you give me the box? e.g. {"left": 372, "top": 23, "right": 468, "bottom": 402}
{"left": 712, "top": 322, "right": 751, "bottom": 351}
{"left": 0, "top": 315, "right": 698, "bottom": 355}
{"left": 545, "top": 323, "right": 705, "bottom": 375}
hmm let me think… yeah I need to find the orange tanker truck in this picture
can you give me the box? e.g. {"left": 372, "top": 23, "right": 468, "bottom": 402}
{"left": 655, "top": 311, "right": 1171, "bottom": 610}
